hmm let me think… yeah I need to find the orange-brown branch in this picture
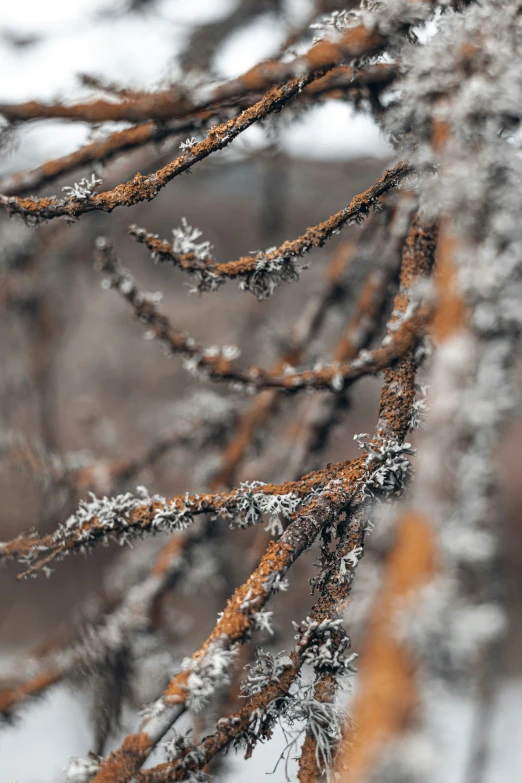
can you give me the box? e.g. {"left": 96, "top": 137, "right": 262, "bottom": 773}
{"left": 334, "top": 512, "right": 437, "bottom": 782}
{"left": 0, "top": 65, "right": 395, "bottom": 198}
{"left": 0, "top": 32, "right": 386, "bottom": 125}
{"left": 129, "top": 162, "right": 410, "bottom": 291}
{"left": 0, "top": 72, "right": 330, "bottom": 222}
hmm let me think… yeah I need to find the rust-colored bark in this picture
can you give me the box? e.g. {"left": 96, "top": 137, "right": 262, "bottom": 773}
{"left": 334, "top": 513, "right": 437, "bottom": 782}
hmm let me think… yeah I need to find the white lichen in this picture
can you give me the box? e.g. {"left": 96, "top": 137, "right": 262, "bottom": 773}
{"left": 172, "top": 217, "right": 214, "bottom": 262}
{"left": 355, "top": 434, "right": 415, "bottom": 495}
{"left": 239, "top": 251, "right": 301, "bottom": 300}
{"left": 181, "top": 645, "right": 237, "bottom": 712}
{"left": 64, "top": 756, "right": 100, "bottom": 783}
{"left": 241, "top": 648, "right": 293, "bottom": 697}
{"left": 179, "top": 137, "right": 198, "bottom": 152}
{"left": 232, "top": 481, "right": 301, "bottom": 531}
{"left": 62, "top": 173, "right": 102, "bottom": 201}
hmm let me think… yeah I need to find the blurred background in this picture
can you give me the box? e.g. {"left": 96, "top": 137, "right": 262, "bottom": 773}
{"left": 0, "top": 2, "right": 521, "bottom": 781}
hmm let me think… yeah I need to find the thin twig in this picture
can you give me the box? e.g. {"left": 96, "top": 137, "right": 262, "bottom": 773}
{"left": 0, "top": 65, "right": 395, "bottom": 198}
{"left": 0, "top": 71, "right": 332, "bottom": 222}
{"left": 128, "top": 161, "right": 410, "bottom": 297}
{"left": 0, "top": 28, "right": 386, "bottom": 125}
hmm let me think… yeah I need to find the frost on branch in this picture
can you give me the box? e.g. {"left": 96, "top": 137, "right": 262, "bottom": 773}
{"left": 182, "top": 344, "right": 241, "bottom": 380}
{"left": 287, "top": 687, "right": 345, "bottom": 771}
{"left": 151, "top": 492, "right": 197, "bottom": 532}
{"left": 128, "top": 221, "right": 224, "bottom": 294}
{"left": 359, "top": 0, "right": 436, "bottom": 43}
{"left": 239, "top": 663, "right": 346, "bottom": 774}
{"left": 265, "top": 573, "right": 289, "bottom": 594}
{"left": 53, "top": 486, "right": 158, "bottom": 550}
{"left": 339, "top": 544, "right": 364, "bottom": 583}
{"left": 312, "top": 0, "right": 437, "bottom": 48}
{"left": 6, "top": 476, "right": 312, "bottom": 575}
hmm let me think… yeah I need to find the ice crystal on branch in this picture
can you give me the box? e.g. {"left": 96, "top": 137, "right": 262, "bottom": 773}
{"left": 266, "top": 573, "right": 289, "bottom": 594}
{"left": 56, "top": 487, "right": 156, "bottom": 546}
{"left": 129, "top": 223, "right": 224, "bottom": 294}
{"left": 240, "top": 669, "right": 346, "bottom": 774}
{"left": 163, "top": 729, "right": 207, "bottom": 768}
{"left": 182, "top": 344, "right": 241, "bottom": 380}
{"left": 162, "top": 730, "right": 211, "bottom": 782}
{"left": 152, "top": 492, "right": 195, "bottom": 531}
{"left": 359, "top": 0, "right": 435, "bottom": 43}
